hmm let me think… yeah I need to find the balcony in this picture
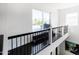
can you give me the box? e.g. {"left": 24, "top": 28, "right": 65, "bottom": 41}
{"left": 8, "top": 26, "right": 68, "bottom": 55}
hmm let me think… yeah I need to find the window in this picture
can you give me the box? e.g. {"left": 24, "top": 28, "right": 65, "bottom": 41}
{"left": 32, "top": 9, "right": 50, "bottom": 31}
{"left": 66, "top": 13, "right": 78, "bottom": 26}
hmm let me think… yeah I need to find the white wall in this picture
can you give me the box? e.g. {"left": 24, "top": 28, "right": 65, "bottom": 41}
{"left": 58, "top": 41, "right": 65, "bottom": 55}
{"left": 58, "top": 5, "right": 79, "bottom": 54}
{"left": 58, "top": 5, "right": 79, "bottom": 43}
{"left": 4, "top": 3, "right": 59, "bottom": 37}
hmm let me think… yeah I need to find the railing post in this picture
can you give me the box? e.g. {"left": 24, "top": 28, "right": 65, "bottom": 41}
{"left": 3, "top": 34, "right": 8, "bottom": 55}
{"left": 49, "top": 12, "right": 52, "bottom": 44}
{"left": 49, "top": 26, "right": 52, "bottom": 44}
{"left": 62, "top": 26, "right": 64, "bottom": 36}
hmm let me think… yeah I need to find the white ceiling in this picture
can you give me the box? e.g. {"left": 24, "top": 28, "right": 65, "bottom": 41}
{"left": 0, "top": 3, "right": 79, "bottom": 10}
{"left": 30, "top": 3, "right": 79, "bottom": 10}
{"left": 52, "top": 3, "right": 79, "bottom": 9}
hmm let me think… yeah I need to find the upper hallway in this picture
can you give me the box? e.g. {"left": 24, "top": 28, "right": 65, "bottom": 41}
{"left": 0, "top": 3, "right": 79, "bottom": 55}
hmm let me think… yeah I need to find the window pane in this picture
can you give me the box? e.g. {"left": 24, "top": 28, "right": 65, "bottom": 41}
{"left": 66, "top": 13, "right": 78, "bottom": 26}
{"left": 43, "top": 12, "right": 50, "bottom": 24}
{"left": 32, "top": 9, "right": 50, "bottom": 31}
{"left": 43, "top": 12, "right": 50, "bottom": 29}
{"left": 32, "top": 9, "right": 42, "bottom": 31}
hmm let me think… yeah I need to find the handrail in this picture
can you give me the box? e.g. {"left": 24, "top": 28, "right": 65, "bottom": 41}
{"left": 8, "top": 28, "right": 50, "bottom": 39}
{"left": 52, "top": 25, "right": 68, "bottom": 29}
{"left": 8, "top": 26, "right": 67, "bottom": 39}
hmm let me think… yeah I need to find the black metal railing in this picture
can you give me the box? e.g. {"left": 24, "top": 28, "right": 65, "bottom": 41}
{"left": 52, "top": 26, "right": 68, "bottom": 43}
{"left": 8, "top": 26, "right": 68, "bottom": 55}
{"left": 8, "top": 29, "right": 50, "bottom": 55}
{"left": 52, "top": 26, "right": 63, "bottom": 43}
{"left": 0, "top": 35, "right": 4, "bottom": 55}
{"left": 64, "top": 26, "right": 68, "bottom": 34}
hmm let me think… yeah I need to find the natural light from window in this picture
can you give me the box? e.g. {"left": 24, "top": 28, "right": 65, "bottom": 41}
{"left": 32, "top": 9, "right": 50, "bottom": 31}
{"left": 66, "top": 12, "right": 78, "bottom": 26}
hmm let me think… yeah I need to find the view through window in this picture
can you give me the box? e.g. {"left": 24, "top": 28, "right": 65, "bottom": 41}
{"left": 32, "top": 9, "right": 50, "bottom": 31}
